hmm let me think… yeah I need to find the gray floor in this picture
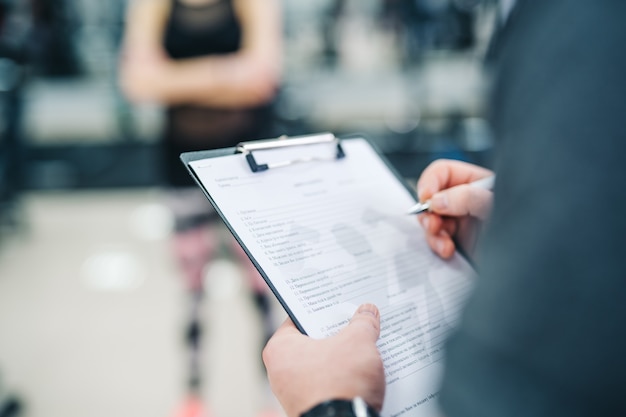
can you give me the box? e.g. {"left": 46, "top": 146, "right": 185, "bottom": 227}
{"left": 0, "top": 190, "right": 284, "bottom": 417}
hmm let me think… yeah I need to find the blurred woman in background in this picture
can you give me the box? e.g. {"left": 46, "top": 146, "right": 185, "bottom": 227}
{"left": 119, "top": 0, "right": 282, "bottom": 415}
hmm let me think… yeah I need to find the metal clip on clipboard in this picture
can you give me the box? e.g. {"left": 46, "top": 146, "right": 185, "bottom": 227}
{"left": 236, "top": 133, "right": 346, "bottom": 173}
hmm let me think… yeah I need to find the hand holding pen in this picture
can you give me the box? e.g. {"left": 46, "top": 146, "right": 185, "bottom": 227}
{"left": 411, "top": 160, "right": 495, "bottom": 259}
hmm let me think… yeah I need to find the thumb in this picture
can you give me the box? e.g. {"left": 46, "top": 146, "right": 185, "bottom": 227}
{"left": 341, "top": 304, "right": 381, "bottom": 343}
{"left": 429, "top": 184, "right": 493, "bottom": 220}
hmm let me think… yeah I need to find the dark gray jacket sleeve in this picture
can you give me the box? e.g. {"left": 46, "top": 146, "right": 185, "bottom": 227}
{"left": 439, "top": 2, "right": 626, "bottom": 416}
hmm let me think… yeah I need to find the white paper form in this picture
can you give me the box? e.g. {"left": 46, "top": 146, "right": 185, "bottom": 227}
{"left": 189, "top": 138, "right": 475, "bottom": 417}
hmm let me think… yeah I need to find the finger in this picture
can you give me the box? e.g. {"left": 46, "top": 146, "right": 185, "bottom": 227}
{"left": 441, "top": 217, "right": 457, "bottom": 237}
{"left": 419, "top": 214, "right": 457, "bottom": 238}
{"left": 341, "top": 304, "right": 381, "bottom": 343}
{"left": 417, "top": 159, "right": 493, "bottom": 201}
{"left": 429, "top": 185, "right": 493, "bottom": 220}
{"left": 426, "top": 231, "right": 455, "bottom": 259}
{"left": 418, "top": 213, "right": 443, "bottom": 235}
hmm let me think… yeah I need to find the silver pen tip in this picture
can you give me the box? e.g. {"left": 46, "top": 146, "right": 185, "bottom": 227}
{"left": 407, "top": 201, "right": 431, "bottom": 215}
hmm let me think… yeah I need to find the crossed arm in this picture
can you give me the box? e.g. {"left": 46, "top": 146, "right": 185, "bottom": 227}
{"left": 119, "top": 0, "right": 282, "bottom": 108}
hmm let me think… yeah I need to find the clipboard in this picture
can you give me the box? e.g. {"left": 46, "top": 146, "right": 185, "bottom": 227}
{"left": 181, "top": 133, "right": 475, "bottom": 417}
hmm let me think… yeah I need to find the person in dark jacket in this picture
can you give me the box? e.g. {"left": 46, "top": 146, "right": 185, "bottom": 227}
{"left": 262, "top": 2, "right": 626, "bottom": 417}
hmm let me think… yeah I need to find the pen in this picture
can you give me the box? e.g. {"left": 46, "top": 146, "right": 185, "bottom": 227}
{"left": 406, "top": 175, "right": 495, "bottom": 215}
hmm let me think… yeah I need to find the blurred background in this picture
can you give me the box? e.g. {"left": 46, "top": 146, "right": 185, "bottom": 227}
{"left": 0, "top": 0, "right": 498, "bottom": 416}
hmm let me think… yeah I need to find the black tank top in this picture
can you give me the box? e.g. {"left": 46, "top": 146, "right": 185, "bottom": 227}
{"left": 161, "top": 0, "right": 275, "bottom": 187}
{"left": 164, "top": 0, "right": 241, "bottom": 59}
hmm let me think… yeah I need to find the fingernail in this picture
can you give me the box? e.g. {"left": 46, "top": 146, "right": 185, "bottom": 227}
{"left": 420, "top": 216, "right": 430, "bottom": 230}
{"left": 436, "top": 239, "right": 447, "bottom": 255}
{"left": 357, "top": 303, "right": 379, "bottom": 318}
{"left": 431, "top": 193, "right": 448, "bottom": 211}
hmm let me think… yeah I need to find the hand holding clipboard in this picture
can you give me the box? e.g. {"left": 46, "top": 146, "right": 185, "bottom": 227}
{"left": 181, "top": 133, "right": 476, "bottom": 417}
